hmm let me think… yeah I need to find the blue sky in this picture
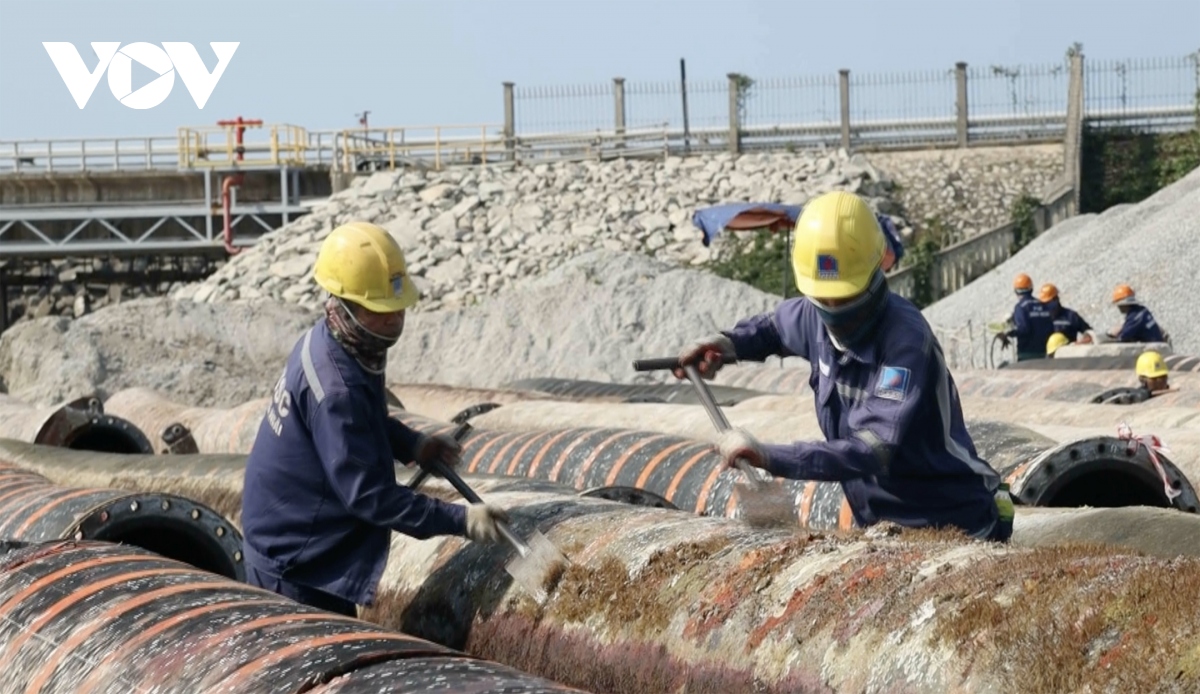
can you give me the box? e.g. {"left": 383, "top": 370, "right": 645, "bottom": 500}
{"left": 1, "top": 0, "right": 1197, "bottom": 140}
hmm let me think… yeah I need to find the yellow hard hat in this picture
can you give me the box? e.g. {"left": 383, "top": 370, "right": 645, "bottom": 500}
{"left": 1046, "top": 332, "right": 1070, "bottom": 356}
{"left": 313, "top": 221, "right": 420, "bottom": 313}
{"left": 1136, "top": 351, "right": 1168, "bottom": 379}
{"left": 791, "top": 191, "right": 885, "bottom": 299}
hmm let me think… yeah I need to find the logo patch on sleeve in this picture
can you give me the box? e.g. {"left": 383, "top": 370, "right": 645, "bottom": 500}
{"left": 816, "top": 254, "right": 839, "bottom": 279}
{"left": 875, "top": 366, "right": 911, "bottom": 401}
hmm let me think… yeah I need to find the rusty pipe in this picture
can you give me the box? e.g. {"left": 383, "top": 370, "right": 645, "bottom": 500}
{"left": 0, "top": 452, "right": 244, "bottom": 580}
{"left": 366, "top": 488, "right": 1200, "bottom": 694}
{"left": 0, "top": 394, "right": 153, "bottom": 454}
{"left": 0, "top": 540, "right": 586, "bottom": 694}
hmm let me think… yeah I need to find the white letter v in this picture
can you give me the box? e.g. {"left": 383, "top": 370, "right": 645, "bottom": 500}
{"left": 42, "top": 42, "right": 120, "bottom": 109}
{"left": 164, "top": 42, "right": 240, "bottom": 109}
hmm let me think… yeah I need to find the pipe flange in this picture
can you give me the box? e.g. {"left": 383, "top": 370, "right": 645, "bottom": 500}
{"left": 161, "top": 423, "right": 199, "bottom": 455}
{"left": 71, "top": 493, "right": 245, "bottom": 581}
{"left": 579, "top": 485, "right": 679, "bottom": 510}
{"left": 71, "top": 414, "right": 156, "bottom": 455}
{"left": 451, "top": 403, "right": 502, "bottom": 424}
{"left": 1011, "top": 436, "right": 1200, "bottom": 513}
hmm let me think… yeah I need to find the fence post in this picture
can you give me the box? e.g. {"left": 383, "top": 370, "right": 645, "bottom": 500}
{"left": 502, "top": 81, "right": 515, "bottom": 162}
{"left": 1063, "top": 51, "right": 1085, "bottom": 214}
{"left": 839, "top": 69, "right": 851, "bottom": 151}
{"left": 956, "top": 62, "right": 969, "bottom": 147}
{"left": 613, "top": 77, "right": 627, "bottom": 149}
{"left": 726, "top": 73, "right": 742, "bottom": 154}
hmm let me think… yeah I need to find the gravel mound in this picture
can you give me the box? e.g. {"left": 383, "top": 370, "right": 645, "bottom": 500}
{"left": 923, "top": 166, "right": 1200, "bottom": 367}
{"left": 0, "top": 298, "right": 318, "bottom": 407}
{"left": 385, "top": 250, "right": 780, "bottom": 388}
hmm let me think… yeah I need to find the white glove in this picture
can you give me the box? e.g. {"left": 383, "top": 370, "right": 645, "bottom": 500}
{"left": 716, "top": 427, "right": 768, "bottom": 470}
{"left": 465, "top": 503, "right": 510, "bottom": 543}
{"left": 674, "top": 334, "right": 737, "bottom": 380}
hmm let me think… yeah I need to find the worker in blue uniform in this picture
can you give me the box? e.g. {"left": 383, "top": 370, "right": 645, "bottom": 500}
{"left": 1000, "top": 273, "right": 1055, "bottom": 361}
{"left": 1038, "top": 283, "right": 1093, "bottom": 344}
{"left": 675, "top": 191, "right": 1011, "bottom": 542}
{"left": 1107, "top": 284, "right": 1167, "bottom": 343}
{"left": 241, "top": 221, "right": 510, "bottom": 617}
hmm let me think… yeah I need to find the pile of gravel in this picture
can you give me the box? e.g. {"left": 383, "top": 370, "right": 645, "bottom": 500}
{"left": 385, "top": 249, "right": 781, "bottom": 388}
{"left": 0, "top": 298, "right": 318, "bottom": 408}
{"left": 924, "top": 166, "right": 1200, "bottom": 367}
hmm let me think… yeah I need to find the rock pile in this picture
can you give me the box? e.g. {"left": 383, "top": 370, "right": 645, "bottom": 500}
{"left": 923, "top": 165, "right": 1200, "bottom": 366}
{"left": 172, "top": 150, "right": 909, "bottom": 312}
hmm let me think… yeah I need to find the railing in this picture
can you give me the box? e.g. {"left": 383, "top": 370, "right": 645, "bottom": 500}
{"left": 177, "top": 123, "right": 309, "bottom": 169}
{"left": 886, "top": 180, "right": 1077, "bottom": 302}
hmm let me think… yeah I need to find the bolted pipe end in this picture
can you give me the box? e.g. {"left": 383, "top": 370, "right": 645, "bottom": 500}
{"left": 73, "top": 492, "right": 244, "bottom": 581}
{"left": 35, "top": 401, "right": 155, "bottom": 454}
{"left": 1009, "top": 436, "right": 1200, "bottom": 513}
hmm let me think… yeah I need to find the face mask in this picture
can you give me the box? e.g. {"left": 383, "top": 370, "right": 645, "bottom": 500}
{"left": 324, "top": 296, "right": 398, "bottom": 374}
{"left": 807, "top": 271, "right": 888, "bottom": 347}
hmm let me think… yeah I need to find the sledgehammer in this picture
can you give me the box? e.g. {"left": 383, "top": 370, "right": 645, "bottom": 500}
{"left": 633, "top": 357, "right": 795, "bottom": 527}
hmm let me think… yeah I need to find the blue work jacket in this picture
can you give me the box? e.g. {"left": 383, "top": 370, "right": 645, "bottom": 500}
{"left": 241, "top": 320, "right": 467, "bottom": 605}
{"left": 1115, "top": 306, "right": 1165, "bottom": 343}
{"left": 1011, "top": 295, "right": 1054, "bottom": 358}
{"left": 724, "top": 294, "right": 1001, "bottom": 537}
{"left": 1050, "top": 306, "right": 1091, "bottom": 342}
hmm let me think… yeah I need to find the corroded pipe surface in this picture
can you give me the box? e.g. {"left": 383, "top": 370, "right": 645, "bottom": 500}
{"left": 366, "top": 488, "right": 1200, "bottom": 694}
{"left": 0, "top": 450, "right": 244, "bottom": 580}
{"left": 0, "top": 394, "right": 153, "bottom": 454}
{"left": 0, "top": 540, "right": 586, "bottom": 694}
{"left": 505, "top": 377, "right": 768, "bottom": 406}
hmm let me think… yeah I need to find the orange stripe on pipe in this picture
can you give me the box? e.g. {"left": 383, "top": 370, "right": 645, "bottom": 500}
{"left": 547, "top": 430, "right": 608, "bottom": 483}
{"left": 523, "top": 429, "right": 573, "bottom": 478}
{"left": 1005, "top": 461, "right": 1032, "bottom": 486}
{"left": 72, "top": 597, "right": 269, "bottom": 694}
{"left": 503, "top": 431, "right": 555, "bottom": 476}
{"left": 0, "top": 486, "right": 77, "bottom": 537}
{"left": 21, "top": 580, "right": 230, "bottom": 694}
{"left": 0, "top": 480, "right": 50, "bottom": 509}
{"left": 571, "top": 431, "right": 631, "bottom": 488}
{"left": 8, "top": 488, "right": 113, "bottom": 538}
{"left": 0, "top": 474, "right": 47, "bottom": 495}
{"left": 206, "top": 630, "right": 431, "bottom": 691}
{"left": 693, "top": 461, "right": 729, "bottom": 515}
{"left": 664, "top": 449, "right": 713, "bottom": 504}
{"left": 634, "top": 440, "right": 693, "bottom": 489}
{"left": 838, "top": 499, "right": 854, "bottom": 530}
{"left": 604, "top": 434, "right": 671, "bottom": 486}
{"left": 463, "top": 432, "right": 511, "bottom": 474}
{"left": 798, "top": 482, "right": 817, "bottom": 527}
{"left": 486, "top": 432, "right": 538, "bottom": 475}
{"left": 0, "top": 567, "right": 196, "bottom": 671}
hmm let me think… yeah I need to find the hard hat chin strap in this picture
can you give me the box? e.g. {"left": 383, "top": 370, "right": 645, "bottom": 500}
{"left": 324, "top": 295, "right": 398, "bottom": 374}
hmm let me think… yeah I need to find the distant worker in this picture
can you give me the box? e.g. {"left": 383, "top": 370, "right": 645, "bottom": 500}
{"left": 1046, "top": 332, "right": 1070, "bottom": 358}
{"left": 878, "top": 215, "right": 905, "bottom": 272}
{"left": 675, "top": 190, "right": 1011, "bottom": 543}
{"left": 1089, "top": 351, "right": 1173, "bottom": 405}
{"left": 1000, "top": 273, "right": 1055, "bottom": 361}
{"left": 240, "top": 221, "right": 509, "bottom": 617}
{"left": 1106, "top": 284, "right": 1168, "bottom": 344}
{"left": 1039, "top": 283, "right": 1093, "bottom": 344}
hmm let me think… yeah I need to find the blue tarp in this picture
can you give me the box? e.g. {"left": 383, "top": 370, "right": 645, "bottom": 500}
{"left": 691, "top": 202, "right": 905, "bottom": 265}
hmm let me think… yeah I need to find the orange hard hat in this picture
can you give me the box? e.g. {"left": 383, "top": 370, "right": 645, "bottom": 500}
{"left": 1112, "top": 283, "right": 1137, "bottom": 305}
{"left": 1013, "top": 273, "right": 1033, "bottom": 291}
{"left": 1038, "top": 283, "right": 1058, "bottom": 302}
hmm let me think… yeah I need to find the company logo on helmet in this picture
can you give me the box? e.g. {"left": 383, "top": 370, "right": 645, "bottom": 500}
{"left": 816, "top": 254, "right": 839, "bottom": 279}
{"left": 391, "top": 276, "right": 404, "bottom": 296}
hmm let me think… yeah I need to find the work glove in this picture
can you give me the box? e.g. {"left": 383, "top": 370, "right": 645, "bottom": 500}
{"left": 413, "top": 432, "right": 463, "bottom": 477}
{"left": 716, "top": 427, "right": 768, "bottom": 471}
{"left": 673, "top": 334, "right": 737, "bottom": 381}
{"left": 465, "top": 503, "right": 511, "bottom": 543}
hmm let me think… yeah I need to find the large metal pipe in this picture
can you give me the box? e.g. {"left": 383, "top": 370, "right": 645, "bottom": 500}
{"left": 103, "top": 387, "right": 270, "bottom": 455}
{"left": 0, "top": 540, "right": 586, "bottom": 694}
{"left": 1003, "top": 352, "right": 1200, "bottom": 373}
{"left": 0, "top": 451, "right": 244, "bottom": 580}
{"left": 504, "top": 377, "right": 768, "bottom": 406}
{"left": 11, "top": 446, "right": 1200, "bottom": 691}
{"left": 366, "top": 488, "right": 1200, "bottom": 694}
{"left": 394, "top": 405, "right": 1200, "bottom": 523}
{"left": 386, "top": 382, "right": 609, "bottom": 424}
{"left": 0, "top": 394, "right": 153, "bottom": 454}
